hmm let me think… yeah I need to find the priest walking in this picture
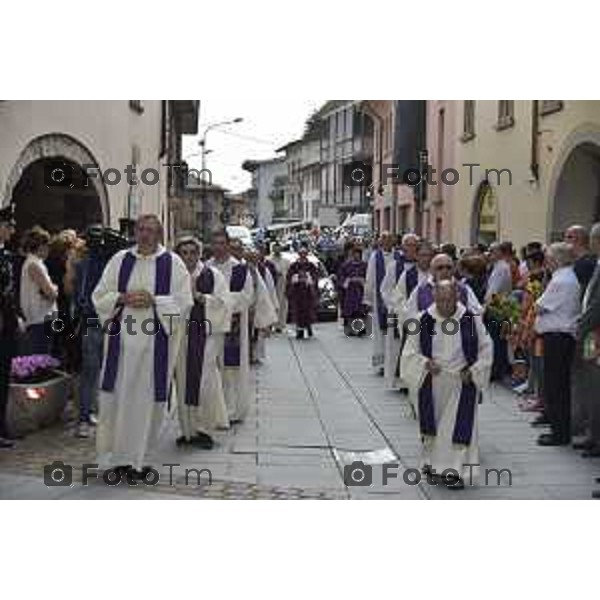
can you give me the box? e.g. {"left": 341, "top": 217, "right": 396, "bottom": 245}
{"left": 93, "top": 215, "right": 192, "bottom": 479}
{"left": 338, "top": 243, "right": 368, "bottom": 336}
{"left": 174, "top": 236, "right": 231, "bottom": 449}
{"left": 401, "top": 281, "right": 493, "bottom": 489}
{"left": 286, "top": 246, "right": 319, "bottom": 339}
{"left": 364, "top": 232, "right": 401, "bottom": 374}
{"left": 207, "top": 231, "right": 254, "bottom": 424}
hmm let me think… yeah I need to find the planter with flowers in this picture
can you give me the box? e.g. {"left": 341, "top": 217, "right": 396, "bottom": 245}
{"left": 5, "top": 355, "right": 70, "bottom": 436}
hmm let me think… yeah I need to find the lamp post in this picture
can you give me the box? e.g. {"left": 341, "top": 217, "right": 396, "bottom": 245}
{"left": 199, "top": 117, "right": 243, "bottom": 241}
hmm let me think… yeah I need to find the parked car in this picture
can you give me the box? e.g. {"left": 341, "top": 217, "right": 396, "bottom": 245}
{"left": 282, "top": 252, "right": 338, "bottom": 322}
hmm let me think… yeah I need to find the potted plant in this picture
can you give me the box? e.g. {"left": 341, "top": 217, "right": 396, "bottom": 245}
{"left": 5, "top": 354, "right": 70, "bottom": 437}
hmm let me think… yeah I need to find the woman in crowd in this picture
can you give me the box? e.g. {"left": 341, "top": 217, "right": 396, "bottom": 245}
{"left": 45, "top": 229, "right": 79, "bottom": 365}
{"left": 458, "top": 254, "right": 488, "bottom": 304}
{"left": 511, "top": 250, "right": 548, "bottom": 410}
{"left": 19, "top": 227, "right": 58, "bottom": 355}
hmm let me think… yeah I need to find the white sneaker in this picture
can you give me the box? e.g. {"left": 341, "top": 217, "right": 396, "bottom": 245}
{"left": 88, "top": 414, "right": 98, "bottom": 426}
{"left": 513, "top": 382, "right": 529, "bottom": 395}
{"left": 76, "top": 423, "right": 90, "bottom": 438}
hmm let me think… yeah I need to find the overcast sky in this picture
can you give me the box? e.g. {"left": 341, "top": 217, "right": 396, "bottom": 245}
{"left": 181, "top": 99, "right": 325, "bottom": 193}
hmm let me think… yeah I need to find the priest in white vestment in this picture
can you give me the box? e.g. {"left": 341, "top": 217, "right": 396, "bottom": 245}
{"left": 269, "top": 241, "right": 291, "bottom": 332}
{"left": 251, "top": 249, "right": 278, "bottom": 362}
{"left": 401, "top": 281, "right": 493, "bottom": 489}
{"left": 173, "top": 237, "right": 231, "bottom": 449}
{"left": 403, "top": 253, "right": 482, "bottom": 321}
{"left": 207, "top": 231, "right": 254, "bottom": 424}
{"left": 380, "top": 233, "right": 418, "bottom": 389}
{"left": 93, "top": 215, "right": 192, "bottom": 478}
{"left": 364, "top": 232, "right": 402, "bottom": 374}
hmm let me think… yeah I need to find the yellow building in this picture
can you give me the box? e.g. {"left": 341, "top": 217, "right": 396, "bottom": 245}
{"left": 426, "top": 100, "right": 600, "bottom": 249}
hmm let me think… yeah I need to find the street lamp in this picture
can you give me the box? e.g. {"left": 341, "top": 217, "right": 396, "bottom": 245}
{"left": 199, "top": 117, "right": 243, "bottom": 240}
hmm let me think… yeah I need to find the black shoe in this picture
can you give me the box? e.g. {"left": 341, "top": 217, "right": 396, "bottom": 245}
{"left": 229, "top": 418, "right": 243, "bottom": 426}
{"left": 307, "top": 325, "right": 313, "bottom": 338}
{"left": 572, "top": 440, "right": 595, "bottom": 451}
{"left": 296, "top": 329, "right": 304, "bottom": 340}
{"left": 398, "top": 387, "right": 409, "bottom": 395}
{"left": 531, "top": 415, "right": 550, "bottom": 427}
{"left": 537, "top": 433, "right": 569, "bottom": 447}
{"left": 0, "top": 437, "right": 15, "bottom": 449}
{"left": 592, "top": 490, "right": 600, "bottom": 499}
{"left": 191, "top": 432, "right": 214, "bottom": 450}
{"left": 176, "top": 435, "right": 192, "bottom": 447}
{"left": 1, "top": 432, "right": 24, "bottom": 440}
{"left": 581, "top": 447, "right": 600, "bottom": 458}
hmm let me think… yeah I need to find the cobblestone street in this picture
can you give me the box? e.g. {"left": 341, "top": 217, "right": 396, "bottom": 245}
{"left": 1, "top": 321, "right": 598, "bottom": 499}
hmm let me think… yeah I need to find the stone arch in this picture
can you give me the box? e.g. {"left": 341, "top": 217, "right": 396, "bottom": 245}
{"left": 546, "top": 124, "right": 600, "bottom": 240}
{"left": 470, "top": 179, "right": 499, "bottom": 246}
{"left": 3, "top": 133, "right": 110, "bottom": 225}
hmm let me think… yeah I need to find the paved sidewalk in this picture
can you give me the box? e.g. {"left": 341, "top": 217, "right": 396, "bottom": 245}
{"left": 1, "top": 322, "right": 598, "bottom": 499}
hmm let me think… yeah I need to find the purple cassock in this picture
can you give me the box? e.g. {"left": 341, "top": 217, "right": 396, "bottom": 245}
{"left": 417, "top": 310, "right": 479, "bottom": 445}
{"left": 101, "top": 251, "right": 172, "bottom": 403}
{"left": 338, "top": 258, "right": 367, "bottom": 319}
{"left": 286, "top": 260, "right": 319, "bottom": 328}
{"left": 184, "top": 266, "right": 214, "bottom": 406}
{"left": 223, "top": 263, "right": 248, "bottom": 367}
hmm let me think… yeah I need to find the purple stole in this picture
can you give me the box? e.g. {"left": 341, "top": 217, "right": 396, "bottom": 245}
{"left": 101, "top": 250, "right": 172, "bottom": 403}
{"left": 375, "top": 250, "right": 403, "bottom": 331}
{"left": 417, "top": 280, "right": 468, "bottom": 312}
{"left": 418, "top": 310, "right": 479, "bottom": 445}
{"left": 405, "top": 265, "right": 419, "bottom": 298}
{"left": 223, "top": 263, "right": 248, "bottom": 367}
{"left": 264, "top": 259, "right": 277, "bottom": 286}
{"left": 184, "top": 267, "right": 214, "bottom": 406}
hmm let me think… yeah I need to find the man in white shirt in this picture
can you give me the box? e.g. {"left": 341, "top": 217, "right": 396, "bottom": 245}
{"left": 535, "top": 242, "right": 581, "bottom": 446}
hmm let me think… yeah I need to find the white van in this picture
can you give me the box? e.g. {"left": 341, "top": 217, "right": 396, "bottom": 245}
{"left": 226, "top": 225, "right": 253, "bottom": 246}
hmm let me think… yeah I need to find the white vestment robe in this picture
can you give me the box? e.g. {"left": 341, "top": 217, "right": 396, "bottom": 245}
{"left": 364, "top": 250, "right": 398, "bottom": 371}
{"left": 401, "top": 304, "right": 493, "bottom": 482}
{"left": 380, "top": 258, "right": 415, "bottom": 389}
{"left": 93, "top": 245, "right": 193, "bottom": 470}
{"left": 253, "top": 266, "right": 278, "bottom": 361}
{"left": 207, "top": 256, "right": 254, "bottom": 422}
{"left": 174, "top": 261, "right": 232, "bottom": 438}
{"left": 269, "top": 254, "right": 291, "bottom": 330}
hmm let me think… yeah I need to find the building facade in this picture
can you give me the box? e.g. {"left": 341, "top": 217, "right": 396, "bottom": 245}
{"left": 426, "top": 100, "right": 600, "bottom": 249}
{"left": 277, "top": 135, "right": 320, "bottom": 223}
{"left": 242, "top": 156, "right": 287, "bottom": 227}
{"left": 316, "top": 101, "right": 374, "bottom": 227}
{"left": 0, "top": 100, "right": 199, "bottom": 240}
